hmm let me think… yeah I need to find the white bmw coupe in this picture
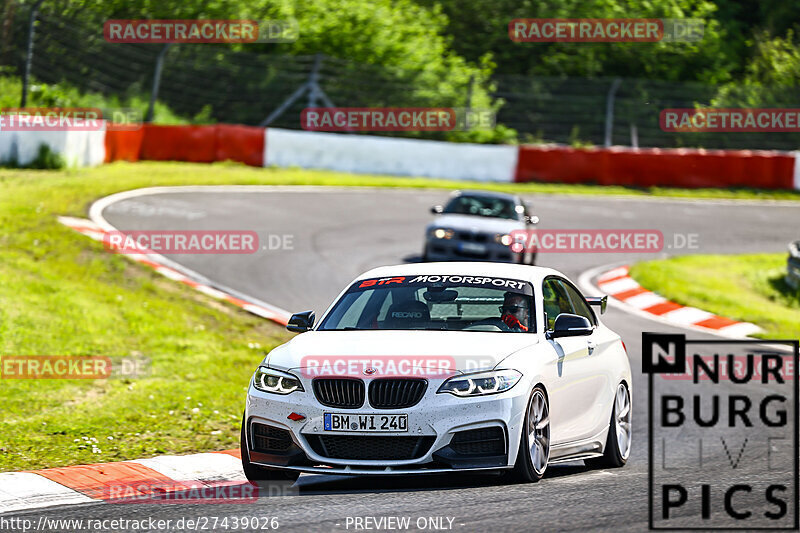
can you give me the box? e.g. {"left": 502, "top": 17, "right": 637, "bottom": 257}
{"left": 241, "top": 262, "right": 631, "bottom": 483}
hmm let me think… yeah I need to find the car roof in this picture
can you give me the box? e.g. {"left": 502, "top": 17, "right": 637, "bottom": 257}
{"left": 450, "top": 189, "right": 520, "bottom": 202}
{"left": 355, "top": 262, "right": 566, "bottom": 286}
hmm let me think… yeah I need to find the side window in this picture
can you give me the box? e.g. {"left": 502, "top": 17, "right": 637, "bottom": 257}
{"left": 560, "top": 281, "right": 597, "bottom": 326}
{"left": 542, "top": 278, "right": 575, "bottom": 330}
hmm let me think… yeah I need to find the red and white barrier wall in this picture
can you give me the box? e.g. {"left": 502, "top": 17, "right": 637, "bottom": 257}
{"left": 0, "top": 128, "right": 106, "bottom": 167}
{"left": 263, "top": 128, "right": 520, "bottom": 181}
{"left": 103, "top": 126, "right": 800, "bottom": 189}
{"left": 5, "top": 124, "right": 800, "bottom": 190}
{"left": 103, "top": 124, "right": 264, "bottom": 167}
{"left": 514, "top": 145, "right": 799, "bottom": 190}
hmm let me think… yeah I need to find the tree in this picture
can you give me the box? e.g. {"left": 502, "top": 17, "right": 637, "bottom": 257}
{"left": 419, "top": 0, "right": 737, "bottom": 83}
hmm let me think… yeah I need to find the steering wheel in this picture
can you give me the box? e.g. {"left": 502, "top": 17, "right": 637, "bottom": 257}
{"left": 467, "top": 317, "right": 512, "bottom": 332}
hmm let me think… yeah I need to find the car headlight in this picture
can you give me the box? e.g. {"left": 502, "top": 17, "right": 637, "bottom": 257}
{"left": 431, "top": 228, "right": 455, "bottom": 239}
{"left": 253, "top": 366, "right": 304, "bottom": 394}
{"left": 495, "top": 233, "right": 513, "bottom": 246}
{"left": 437, "top": 369, "right": 522, "bottom": 397}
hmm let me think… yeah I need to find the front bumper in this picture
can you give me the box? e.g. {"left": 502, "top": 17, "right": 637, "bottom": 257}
{"left": 243, "top": 377, "right": 529, "bottom": 475}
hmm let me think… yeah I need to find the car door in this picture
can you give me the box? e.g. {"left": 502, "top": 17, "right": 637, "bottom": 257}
{"left": 559, "top": 279, "right": 613, "bottom": 440}
{"left": 541, "top": 277, "right": 604, "bottom": 443}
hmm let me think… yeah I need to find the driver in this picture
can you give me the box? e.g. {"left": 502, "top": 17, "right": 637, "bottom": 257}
{"left": 500, "top": 292, "right": 530, "bottom": 332}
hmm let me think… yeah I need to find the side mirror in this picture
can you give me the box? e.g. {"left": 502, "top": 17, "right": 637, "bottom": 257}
{"left": 287, "top": 310, "right": 315, "bottom": 333}
{"left": 548, "top": 313, "right": 593, "bottom": 339}
{"left": 431, "top": 205, "right": 444, "bottom": 214}
{"left": 586, "top": 295, "right": 608, "bottom": 314}
{"left": 525, "top": 215, "right": 540, "bottom": 225}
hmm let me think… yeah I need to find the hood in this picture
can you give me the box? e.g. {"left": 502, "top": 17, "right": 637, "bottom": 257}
{"left": 428, "top": 214, "right": 523, "bottom": 235}
{"left": 265, "top": 330, "right": 538, "bottom": 376}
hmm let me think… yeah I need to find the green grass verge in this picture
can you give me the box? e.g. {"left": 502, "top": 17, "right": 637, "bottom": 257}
{"left": 629, "top": 254, "right": 800, "bottom": 339}
{"left": 1, "top": 161, "right": 799, "bottom": 472}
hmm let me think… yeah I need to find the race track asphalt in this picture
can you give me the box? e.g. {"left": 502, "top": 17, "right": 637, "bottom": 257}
{"left": 10, "top": 188, "right": 800, "bottom": 532}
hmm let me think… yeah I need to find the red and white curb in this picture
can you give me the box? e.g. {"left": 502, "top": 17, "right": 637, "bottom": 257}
{"left": 0, "top": 450, "right": 244, "bottom": 513}
{"left": 56, "top": 216, "right": 291, "bottom": 326}
{"left": 596, "top": 265, "right": 761, "bottom": 338}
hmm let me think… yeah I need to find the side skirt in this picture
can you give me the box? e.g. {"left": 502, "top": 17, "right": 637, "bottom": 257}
{"left": 548, "top": 426, "right": 608, "bottom": 463}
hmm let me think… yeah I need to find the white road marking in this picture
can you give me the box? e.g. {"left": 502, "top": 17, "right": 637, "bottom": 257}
{"left": 717, "top": 322, "right": 763, "bottom": 337}
{"left": 623, "top": 292, "right": 665, "bottom": 309}
{"left": 597, "top": 266, "right": 629, "bottom": 283}
{"left": 155, "top": 267, "right": 188, "bottom": 282}
{"left": 0, "top": 472, "right": 93, "bottom": 513}
{"left": 660, "top": 306, "right": 714, "bottom": 325}
{"left": 196, "top": 285, "right": 229, "bottom": 299}
{"left": 597, "top": 277, "right": 640, "bottom": 295}
{"left": 132, "top": 453, "right": 246, "bottom": 483}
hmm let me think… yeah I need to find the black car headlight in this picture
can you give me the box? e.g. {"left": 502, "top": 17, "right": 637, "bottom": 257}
{"left": 437, "top": 369, "right": 522, "bottom": 397}
{"left": 253, "top": 366, "right": 304, "bottom": 395}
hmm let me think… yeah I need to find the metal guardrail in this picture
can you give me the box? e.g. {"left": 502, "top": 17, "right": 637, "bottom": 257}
{"left": 787, "top": 241, "right": 800, "bottom": 290}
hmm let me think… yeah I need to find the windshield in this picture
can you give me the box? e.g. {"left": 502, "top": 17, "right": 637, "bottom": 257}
{"left": 319, "top": 274, "right": 535, "bottom": 333}
{"left": 443, "top": 196, "right": 519, "bottom": 220}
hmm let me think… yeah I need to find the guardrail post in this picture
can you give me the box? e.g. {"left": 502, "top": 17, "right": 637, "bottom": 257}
{"left": 145, "top": 43, "right": 172, "bottom": 123}
{"left": 465, "top": 74, "right": 474, "bottom": 111}
{"left": 307, "top": 53, "right": 323, "bottom": 108}
{"left": 20, "top": 0, "right": 44, "bottom": 107}
{"left": 259, "top": 53, "right": 336, "bottom": 127}
{"left": 604, "top": 78, "right": 622, "bottom": 148}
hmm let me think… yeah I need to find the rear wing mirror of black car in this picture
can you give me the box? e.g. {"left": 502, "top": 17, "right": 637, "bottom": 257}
{"left": 586, "top": 295, "right": 608, "bottom": 314}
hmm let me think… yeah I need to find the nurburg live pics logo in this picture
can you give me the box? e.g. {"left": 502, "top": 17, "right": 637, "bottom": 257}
{"left": 643, "top": 333, "right": 799, "bottom": 530}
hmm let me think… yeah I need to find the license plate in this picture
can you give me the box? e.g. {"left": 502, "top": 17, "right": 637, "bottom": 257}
{"left": 324, "top": 413, "right": 408, "bottom": 432}
{"left": 459, "top": 242, "right": 487, "bottom": 254}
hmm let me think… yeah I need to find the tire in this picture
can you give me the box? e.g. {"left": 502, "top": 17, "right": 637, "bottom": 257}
{"left": 240, "top": 416, "right": 300, "bottom": 484}
{"left": 510, "top": 385, "right": 550, "bottom": 482}
{"left": 585, "top": 382, "right": 631, "bottom": 469}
